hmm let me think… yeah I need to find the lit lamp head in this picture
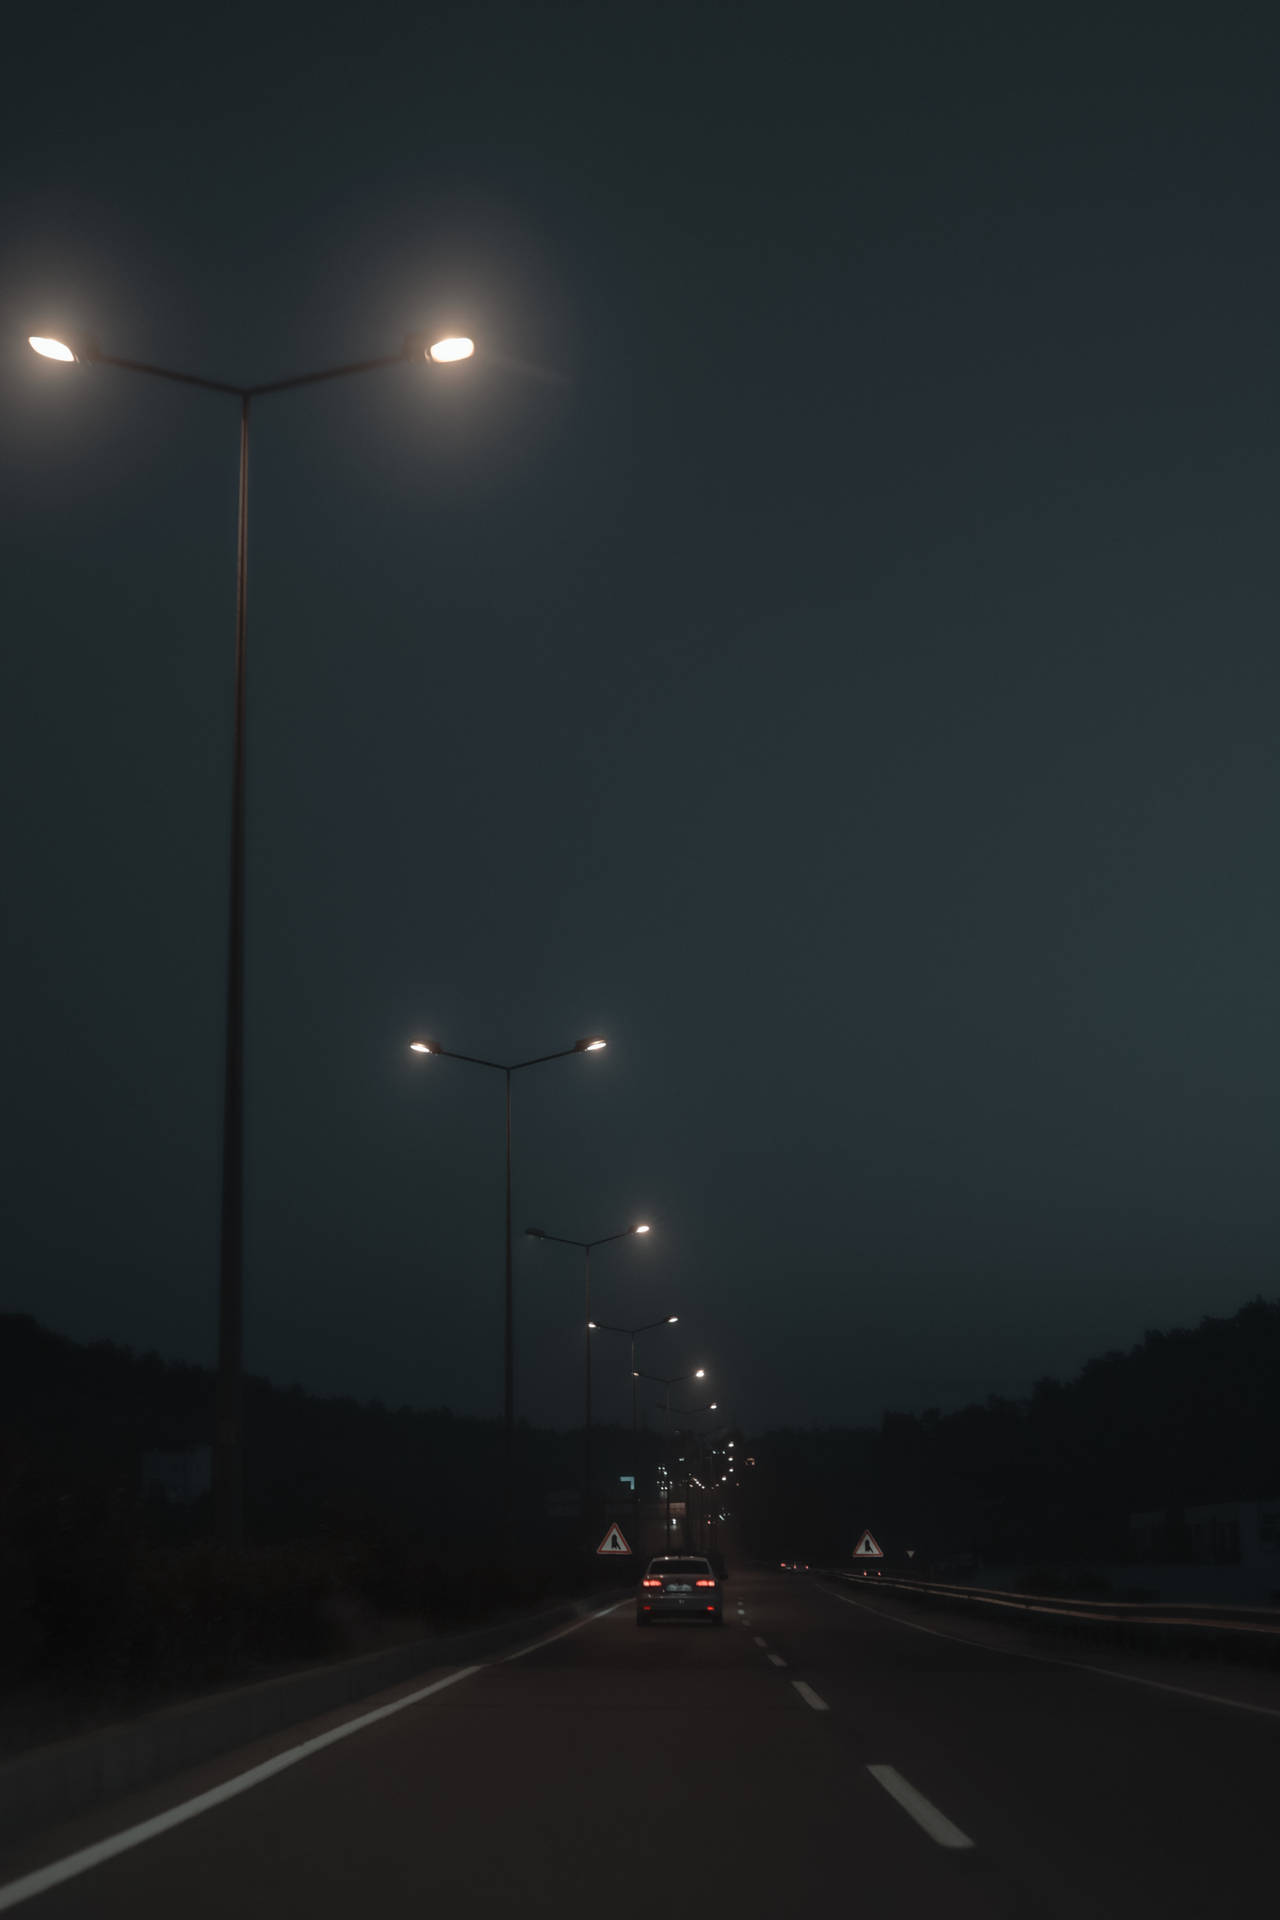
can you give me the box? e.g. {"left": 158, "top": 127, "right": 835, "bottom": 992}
{"left": 29, "top": 335, "right": 78, "bottom": 362}
{"left": 575, "top": 1035, "right": 607, "bottom": 1052}
{"left": 632, "top": 1222, "right": 651, "bottom": 1235}
{"left": 667, "top": 1315, "right": 679, "bottom": 1324}
{"left": 428, "top": 336, "right": 475, "bottom": 363}
{"left": 408, "top": 1040, "right": 437, "bottom": 1055}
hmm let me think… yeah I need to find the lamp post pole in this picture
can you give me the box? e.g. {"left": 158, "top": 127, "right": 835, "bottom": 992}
{"left": 30, "top": 328, "right": 476, "bottom": 1551}
{"left": 525, "top": 1223, "right": 651, "bottom": 1518}
{"left": 411, "top": 1037, "right": 608, "bottom": 1525}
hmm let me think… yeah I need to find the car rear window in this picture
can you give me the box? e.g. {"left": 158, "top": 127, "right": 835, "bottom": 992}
{"left": 650, "top": 1559, "right": 712, "bottom": 1575}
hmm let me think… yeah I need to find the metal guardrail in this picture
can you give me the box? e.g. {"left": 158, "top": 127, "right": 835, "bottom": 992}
{"left": 821, "top": 1569, "right": 1280, "bottom": 1648}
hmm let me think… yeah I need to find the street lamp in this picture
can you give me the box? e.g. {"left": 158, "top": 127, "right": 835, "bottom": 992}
{"left": 524, "top": 1222, "right": 650, "bottom": 1513}
{"left": 590, "top": 1314, "right": 679, "bottom": 1534}
{"left": 409, "top": 1036, "right": 606, "bottom": 1520}
{"left": 30, "top": 325, "right": 475, "bottom": 1550}
{"left": 635, "top": 1368, "right": 712, "bottom": 1551}
{"left": 667, "top": 1403, "right": 723, "bottom": 1550}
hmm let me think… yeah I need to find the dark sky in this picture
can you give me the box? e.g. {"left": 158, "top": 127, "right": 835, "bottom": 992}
{"left": 3, "top": 3, "right": 1278, "bottom": 1434}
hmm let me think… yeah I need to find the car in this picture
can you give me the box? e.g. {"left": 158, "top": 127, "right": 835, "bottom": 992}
{"left": 637, "top": 1555, "right": 723, "bottom": 1625}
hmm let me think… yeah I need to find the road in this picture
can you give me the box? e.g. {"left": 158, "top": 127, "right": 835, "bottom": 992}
{"left": 1, "top": 1567, "right": 1274, "bottom": 1917}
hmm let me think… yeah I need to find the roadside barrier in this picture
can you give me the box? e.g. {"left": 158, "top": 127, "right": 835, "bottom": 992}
{"left": 0, "top": 1587, "right": 631, "bottom": 1848}
{"left": 820, "top": 1569, "right": 1280, "bottom": 1664}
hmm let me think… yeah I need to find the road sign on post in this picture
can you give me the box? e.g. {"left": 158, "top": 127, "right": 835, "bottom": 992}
{"left": 596, "top": 1521, "right": 632, "bottom": 1556}
{"left": 853, "top": 1529, "right": 884, "bottom": 1558}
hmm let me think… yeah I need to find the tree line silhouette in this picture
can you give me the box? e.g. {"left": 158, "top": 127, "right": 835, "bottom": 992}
{"left": 4, "top": 1294, "right": 1276, "bottom": 1724}
{"left": 738, "top": 1294, "right": 1280, "bottom": 1571}
{"left": 0, "top": 1311, "right": 662, "bottom": 1723}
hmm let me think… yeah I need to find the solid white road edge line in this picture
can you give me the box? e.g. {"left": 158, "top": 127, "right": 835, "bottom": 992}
{"left": 0, "top": 1602, "right": 623, "bottom": 1914}
{"left": 818, "top": 1583, "right": 1280, "bottom": 1721}
{"left": 866, "top": 1765, "right": 975, "bottom": 1850}
{"left": 792, "top": 1680, "right": 829, "bottom": 1711}
{"left": 501, "top": 1601, "right": 622, "bottom": 1662}
{"left": 767, "top": 1653, "right": 788, "bottom": 1667}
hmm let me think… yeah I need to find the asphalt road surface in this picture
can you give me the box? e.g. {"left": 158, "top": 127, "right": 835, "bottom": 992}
{"left": 1, "top": 1568, "right": 1274, "bottom": 1917}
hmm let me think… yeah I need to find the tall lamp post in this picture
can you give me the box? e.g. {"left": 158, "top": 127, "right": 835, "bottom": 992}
{"left": 409, "top": 1036, "right": 607, "bottom": 1520}
{"left": 588, "top": 1313, "right": 679, "bottom": 1542}
{"left": 29, "top": 327, "right": 477, "bottom": 1550}
{"left": 524, "top": 1222, "right": 651, "bottom": 1511}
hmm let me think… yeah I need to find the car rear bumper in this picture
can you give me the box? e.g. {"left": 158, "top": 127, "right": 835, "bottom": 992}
{"left": 637, "top": 1601, "right": 721, "bottom": 1622}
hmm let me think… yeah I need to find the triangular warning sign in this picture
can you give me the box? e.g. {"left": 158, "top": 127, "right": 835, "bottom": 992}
{"left": 852, "top": 1529, "right": 883, "bottom": 1558}
{"left": 596, "top": 1522, "right": 632, "bottom": 1556}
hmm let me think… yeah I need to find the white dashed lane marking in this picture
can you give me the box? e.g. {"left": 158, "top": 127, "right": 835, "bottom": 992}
{"left": 866, "top": 1765, "right": 974, "bottom": 1850}
{"left": 767, "top": 1653, "right": 787, "bottom": 1667}
{"left": 792, "top": 1681, "right": 829, "bottom": 1712}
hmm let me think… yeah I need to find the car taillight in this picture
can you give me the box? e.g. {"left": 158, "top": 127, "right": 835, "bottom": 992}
{"left": 642, "top": 1577, "right": 662, "bottom": 1588}
{"left": 695, "top": 1578, "right": 716, "bottom": 1588}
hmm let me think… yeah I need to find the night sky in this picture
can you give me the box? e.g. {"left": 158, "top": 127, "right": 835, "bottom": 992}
{"left": 3, "top": 4, "right": 1278, "bottom": 1435}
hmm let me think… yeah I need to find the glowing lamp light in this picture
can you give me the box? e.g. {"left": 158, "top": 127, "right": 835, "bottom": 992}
{"left": 30, "top": 336, "right": 76, "bottom": 362}
{"left": 667, "top": 1315, "right": 679, "bottom": 1324}
{"left": 428, "top": 336, "right": 475, "bottom": 363}
{"left": 634, "top": 1223, "right": 651, "bottom": 1234}
{"left": 694, "top": 1368, "right": 706, "bottom": 1379}
{"left": 409, "top": 1041, "right": 434, "bottom": 1054}
{"left": 576, "top": 1035, "right": 607, "bottom": 1052}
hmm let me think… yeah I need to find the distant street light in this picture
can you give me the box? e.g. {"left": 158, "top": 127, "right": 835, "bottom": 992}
{"left": 524, "top": 1222, "right": 651, "bottom": 1508}
{"left": 635, "top": 1367, "right": 714, "bottom": 1549}
{"left": 29, "top": 324, "right": 476, "bottom": 1550}
{"left": 591, "top": 1314, "right": 680, "bottom": 1528}
{"left": 410, "top": 1036, "right": 606, "bottom": 1519}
